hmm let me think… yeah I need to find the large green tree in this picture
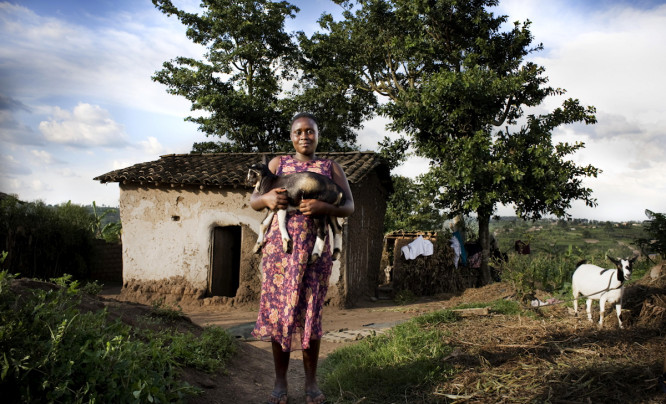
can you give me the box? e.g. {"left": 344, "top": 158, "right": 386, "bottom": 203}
{"left": 306, "top": 0, "right": 600, "bottom": 283}
{"left": 152, "top": 0, "right": 372, "bottom": 152}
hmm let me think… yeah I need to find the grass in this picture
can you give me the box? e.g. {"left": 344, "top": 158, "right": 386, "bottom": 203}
{"left": 320, "top": 309, "right": 460, "bottom": 403}
{"left": 0, "top": 271, "right": 236, "bottom": 403}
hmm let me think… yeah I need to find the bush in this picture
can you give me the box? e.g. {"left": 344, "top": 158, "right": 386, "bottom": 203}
{"left": 0, "top": 272, "right": 235, "bottom": 403}
{"left": 502, "top": 246, "right": 590, "bottom": 301}
{"left": 0, "top": 197, "right": 96, "bottom": 279}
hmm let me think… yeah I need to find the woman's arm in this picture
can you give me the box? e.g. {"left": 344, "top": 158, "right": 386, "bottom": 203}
{"left": 299, "top": 161, "right": 355, "bottom": 217}
{"left": 249, "top": 157, "right": 288, "bottom": 211}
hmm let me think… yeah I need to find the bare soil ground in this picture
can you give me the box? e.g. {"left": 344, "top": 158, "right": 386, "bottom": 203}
{"left": 96, "top": 273, "right": 665, "bottom": 404}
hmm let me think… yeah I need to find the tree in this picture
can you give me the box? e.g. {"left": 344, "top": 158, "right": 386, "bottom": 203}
{"left": 152, "top": 0, "right": 298, "bottom": 152}
{"left": 152, "top": 0, "right": 372, "bottom": 152}
{"left": 384, "top": 176, "right": 444, "bottom": 232}
{"left": 307, "top": 0, "right": 599, "bottom": 283}
{"left": 635, "top": 209, "right": 666, "bottom": 259}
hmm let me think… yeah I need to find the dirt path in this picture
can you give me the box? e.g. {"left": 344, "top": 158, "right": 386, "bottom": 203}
{"left": 101, "top": 278, "right": 665, "bottom": 403}
{"left": 179, "top": 296, "right": 451, "bottom": 403}
{"left": 138, "top": 284, "right": 514, "bottom": 404}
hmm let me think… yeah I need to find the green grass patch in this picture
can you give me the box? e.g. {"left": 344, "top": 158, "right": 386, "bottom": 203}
{"left": 320, "top": 310, "right": 458, "bottom": 403}
{"left": 0, "top": 271, "right": 236, "bottom": 403}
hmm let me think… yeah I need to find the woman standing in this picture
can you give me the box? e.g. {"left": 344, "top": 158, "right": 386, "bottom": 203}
{"left": 250, "top": 113, "right": 354, "bottom": 404}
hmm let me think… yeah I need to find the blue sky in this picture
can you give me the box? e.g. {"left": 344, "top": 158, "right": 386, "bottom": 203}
{"left": 1, "top": 0, "right": 665, "bottom": 221}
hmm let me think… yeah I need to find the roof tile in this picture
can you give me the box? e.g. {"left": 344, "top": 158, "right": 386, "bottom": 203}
{"left": 94, "top": 152, "right": 391, "bottom": 190}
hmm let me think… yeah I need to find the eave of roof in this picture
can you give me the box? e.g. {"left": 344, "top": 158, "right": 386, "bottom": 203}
{"left": 94, "top": 152, "right": 392, "bottom": 191}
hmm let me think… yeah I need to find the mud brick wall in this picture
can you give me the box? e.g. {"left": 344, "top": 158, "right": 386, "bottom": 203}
{"left": 90, "top": 239, "right": 122, "bottom": 282}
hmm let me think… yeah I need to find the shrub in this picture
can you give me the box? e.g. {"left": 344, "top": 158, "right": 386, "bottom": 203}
{"left": 0, "top": 197, "right": 95, "bottom": 279}
{"left": 0, "top": 272, "right": 234, "bottom": 403}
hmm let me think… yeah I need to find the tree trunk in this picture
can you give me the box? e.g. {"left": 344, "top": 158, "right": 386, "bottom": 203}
{"left": 477, "top": 212, "right": 492, "bottom": 285}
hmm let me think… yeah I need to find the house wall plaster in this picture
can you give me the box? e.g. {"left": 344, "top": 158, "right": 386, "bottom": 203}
{"left": 119, "top": 185, "right": 263, "bottom": 289}
{"left": 119, "top": 184, "right": 344, "bottom": 305}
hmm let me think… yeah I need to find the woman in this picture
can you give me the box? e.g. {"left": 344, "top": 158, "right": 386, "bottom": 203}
{"left": 250, "top": 113, "right": 354, "bottom": 404}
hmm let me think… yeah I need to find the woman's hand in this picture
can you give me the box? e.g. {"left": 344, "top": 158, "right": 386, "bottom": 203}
{"left": 263, "top": 188, "right": 288, "bottom": 211}
{"left": 299, "top": 199, "right": 330, "bottom": 216}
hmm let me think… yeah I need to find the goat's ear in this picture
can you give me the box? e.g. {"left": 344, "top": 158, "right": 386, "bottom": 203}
{"left": 630, "top": 255, "right": 638, "bottom": 264}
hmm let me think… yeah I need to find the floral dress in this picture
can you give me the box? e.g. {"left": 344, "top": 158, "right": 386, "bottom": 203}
{"left": 252, "top": 155, "right": 334, "bottom": 352}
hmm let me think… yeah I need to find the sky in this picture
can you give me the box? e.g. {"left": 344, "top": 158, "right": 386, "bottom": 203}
{"left": 1, "top": 0, "right": 665, "bottom": 221}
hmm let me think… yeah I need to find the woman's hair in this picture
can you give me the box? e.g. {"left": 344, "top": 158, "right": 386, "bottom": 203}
{"left": 290, "top": 112, "right": 318, "bottom": 129}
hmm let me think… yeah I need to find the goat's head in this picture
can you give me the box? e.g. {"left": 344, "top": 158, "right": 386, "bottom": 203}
{"left": 246, "top": 163, "right": 271, "bottom": 191}
{"left": 607, "top": 255, "right": 638, "bottom": 282}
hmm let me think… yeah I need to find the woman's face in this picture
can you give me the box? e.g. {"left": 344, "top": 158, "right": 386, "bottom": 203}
{"left": 290, "top": 117, "right": 319, "bottom": 156}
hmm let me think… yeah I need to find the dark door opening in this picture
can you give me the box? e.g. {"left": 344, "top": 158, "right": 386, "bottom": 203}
{"left": 209, "top": 226, "right": 241, "bottom": 297}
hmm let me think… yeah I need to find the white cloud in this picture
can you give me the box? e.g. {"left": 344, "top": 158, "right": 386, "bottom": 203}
{"left": 140, "top": 136, "right": 166, "bottom": 155}
{"left": 38, "top": 103, "right": 129, "bottom": 147}
{"left": 30, "top": 179, "right": 51, "bottom": 193}
{"left": 0, "top": 154, "right": 31, "bottom": 176}
{"left": 0, "top": 2, "right": 203, "bottom": 116}
{"left": 112, "top": 160, "right": 133, "bottom": 170}
{"left": 30, "top": 149, "right": 59, "bottom": 165}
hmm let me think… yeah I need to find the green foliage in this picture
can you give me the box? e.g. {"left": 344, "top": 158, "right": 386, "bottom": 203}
{"left": 490, "top": 217, "right": 644, "bottom": 257}
{"left": 152, "top": 0, "right": 299, "bottom": 152}
{"left": 384, "top": 175, "right": 444, "bottom": 232}
{"left": 150, "top": 297, "right": 187, "bottom": 322}
{"left": 320, "top": 311, "right": 457, "bottom": 402}
{"left": 152, "top": 0, "right": 370, "bottom": 152}
{"left": 0, "top": 196, "right": 96, "bottom": 279}
{"left": 634, "top": 209, "right": 666, "bottom": 259}
{"left": 0, "top": 272, "right": 235, "bottom": 403}
{"left": 91, "top": 201, "right": 122, "bottom": 243}
{"left": 502, "top": 248, "right": 587, "bottom": 302}
{"left": 312, "top": 0, "right": 599, "bottom": 285}
{"left": 168, "top": 327, "right": 236, "bottom": 373}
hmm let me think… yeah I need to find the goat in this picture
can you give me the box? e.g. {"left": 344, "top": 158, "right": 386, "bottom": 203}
{"left": 572, "top": 255, "right": 637, "bottom": 328}
{"left": 246, "top": 163, "right": 345, "bottom": 263}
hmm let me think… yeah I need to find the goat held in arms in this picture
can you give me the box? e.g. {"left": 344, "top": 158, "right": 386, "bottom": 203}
{"left": 246, "top": 163, "right": 345, "bottom": 263}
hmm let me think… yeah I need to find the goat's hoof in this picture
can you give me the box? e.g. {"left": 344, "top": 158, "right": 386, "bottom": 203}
{"left": 332, "top": 250, "right": 341, "bottom": 261}
{"left": 253, "top": 243, "right": 263, "bottom": 254}
{"left": 309, "top": 253, "right": 320, "bottom": 264}
{"left": 282, "top": 239, "right": 292, "bottom": 254}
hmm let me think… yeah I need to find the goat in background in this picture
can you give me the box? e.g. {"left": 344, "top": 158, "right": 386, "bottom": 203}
{"left": 572, "top": 255, "right": 637, "bottom": 328}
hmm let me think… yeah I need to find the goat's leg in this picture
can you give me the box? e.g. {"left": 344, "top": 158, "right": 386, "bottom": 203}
{"left": 572, "top": 288, "right": 579, "bottom": 316}
{"left": 329, "top": 216, "right": 343, "bottom": 261}
{"left": 309, "top": 217, "right": 327, "bottom": 264}
{"left": 277, "top": 209, "right": 292, "bottom": 253}
{"left": 598, "top": 297, "right": 607, "bottom": 327}
{"left": 253, "top": 211, "right": 275, "bottom": 254}
{"left": 615, "top": 303, "right": 623, "bottom": 329}
{"left": 585, "top": 298, "right": 593, "bottom": 323}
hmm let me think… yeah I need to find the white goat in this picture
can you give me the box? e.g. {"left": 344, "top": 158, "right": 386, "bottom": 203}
{"left": 572, "top": 256, "right": 637, "bottom": 328}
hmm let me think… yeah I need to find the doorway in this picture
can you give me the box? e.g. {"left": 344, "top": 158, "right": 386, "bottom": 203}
{"left": 209, "top": 226, "right": 241, "bottom": 297}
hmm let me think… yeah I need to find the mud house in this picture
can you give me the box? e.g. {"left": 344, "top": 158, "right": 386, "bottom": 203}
{"left": 94, "top": 152, "right": 391, "bottom": 307}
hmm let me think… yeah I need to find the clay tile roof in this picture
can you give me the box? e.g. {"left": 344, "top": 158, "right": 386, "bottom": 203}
{"left": 94, "top": 152, "right": 391, "bottom": 190}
